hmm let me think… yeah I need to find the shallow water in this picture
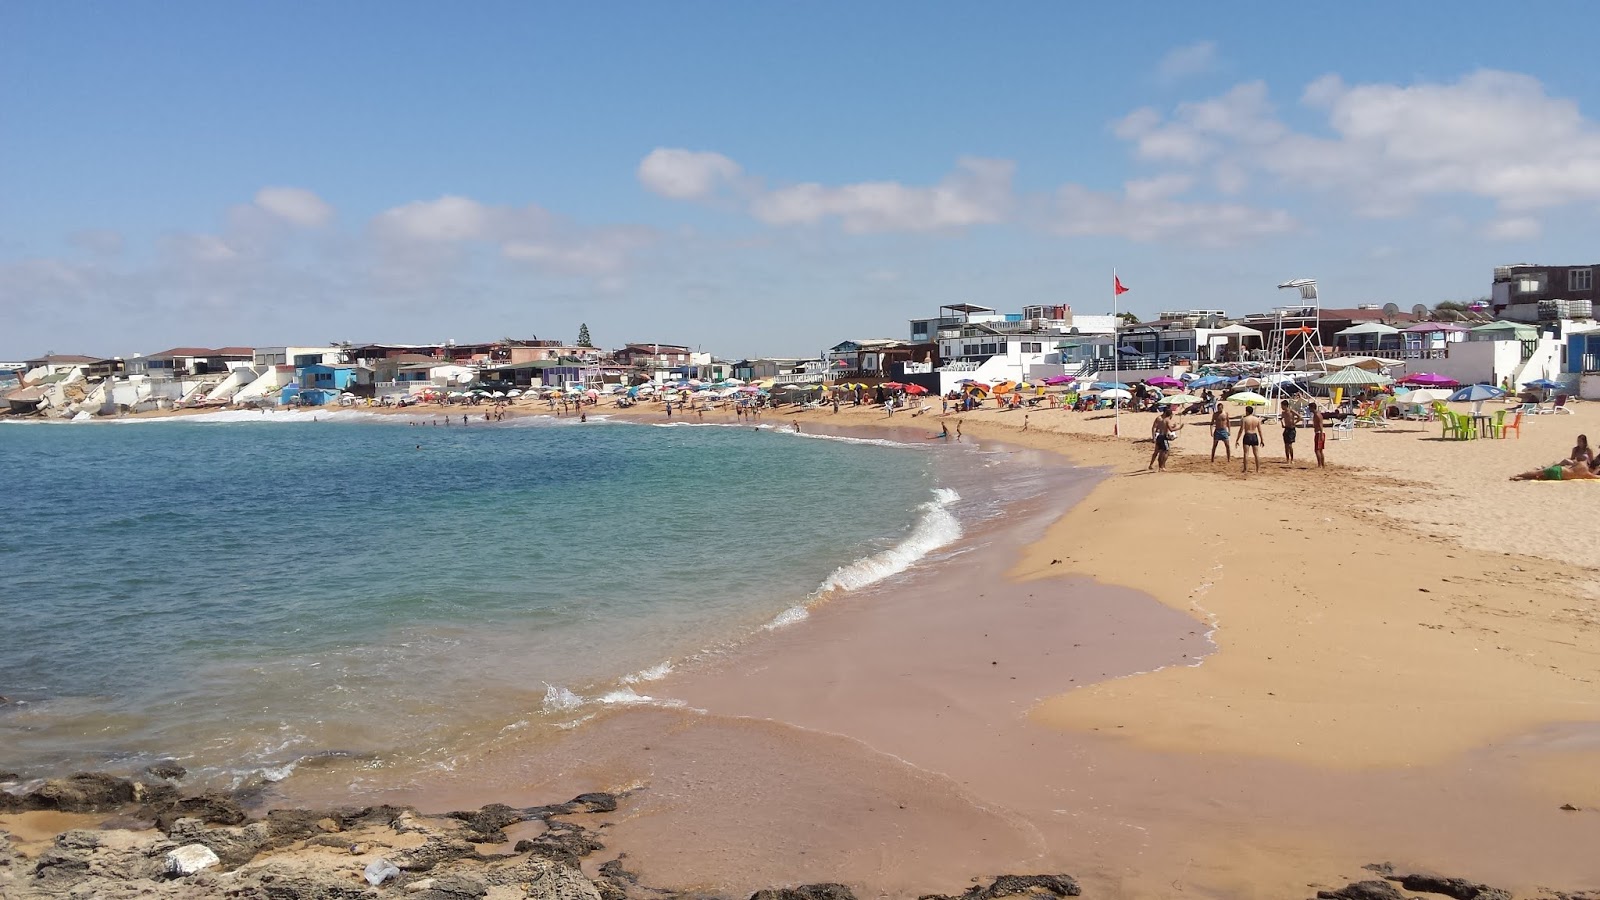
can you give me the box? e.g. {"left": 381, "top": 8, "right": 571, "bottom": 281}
{"left": 0, "top": 412, "right": 1044, "bottom": 788}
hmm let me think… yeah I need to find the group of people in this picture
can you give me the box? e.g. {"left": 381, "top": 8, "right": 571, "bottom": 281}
{"left": 1148, "top": 399, "right": 1328, "bottom": 473}
{"left": 1511, "top": 434, "right": 1599, "bottom": 481}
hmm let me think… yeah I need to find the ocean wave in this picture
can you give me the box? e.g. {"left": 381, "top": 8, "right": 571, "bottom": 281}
{"left": 621, "top": 660, "right": 673, "bottom": 684}
{"left": 785, "top": 431, "right": 923, "bottom": 449}
{"left": 541, "top": 684, "right": 585, "bottom": 712}
{"left": 819, "top": 487, "right": 961, "bottom": 592}
{"left": 762, "top": 605, "right": 811, "bottom": 630}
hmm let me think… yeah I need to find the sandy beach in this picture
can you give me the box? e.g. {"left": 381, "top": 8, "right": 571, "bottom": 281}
{"left": 7, "top": 396, "right": 1600, "bottom": 899}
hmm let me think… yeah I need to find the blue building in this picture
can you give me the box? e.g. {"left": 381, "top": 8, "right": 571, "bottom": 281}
{"left": 284, "top": 364, "right": 373, "bottom": 405}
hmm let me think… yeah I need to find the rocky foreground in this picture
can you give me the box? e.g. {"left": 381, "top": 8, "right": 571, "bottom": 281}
{"left": 0, "top": 771, "right": 1592, "bottom": 900}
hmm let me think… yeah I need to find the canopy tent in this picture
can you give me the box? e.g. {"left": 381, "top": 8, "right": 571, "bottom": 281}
{"left": 1402, "top": 322, "right": 1470, "bottom": 333}
{"left": 1209, "top": 323, "right": 1264, "bottom": 338}
{"left": 1469, "top": 321, "right": 1539, "bottom": 341}
{"left": 1334, "top": 322, "right": 1401, "bottom": 338}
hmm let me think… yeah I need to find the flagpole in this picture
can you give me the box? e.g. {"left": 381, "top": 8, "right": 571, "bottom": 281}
{"left": 1112, "top": 268, "right": 1120, "bottom": 436}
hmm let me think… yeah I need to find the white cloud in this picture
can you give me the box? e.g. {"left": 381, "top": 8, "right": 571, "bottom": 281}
{"left": 1115, "top": 69, "right": 1600, "bottom": 219}
{"left": 254, "top": 187, "right": 334, "bottom": 227}
{"left": 1156, "top": 41, "right": 1219, "bottom": 83}
{"left": 1482, "top": 217, "right": 1541, "bottom": 241}
{"left": 638, "top": 148, "right": 743, "bottom": 200}
{"left": 371, "top": 195, "right": 498, "bottom": 242}
{"left": 1051, "top": 181, "right": 1296, "bottom": 245}
{"left": 748, "top": 157, "right": 1015, "bottom": 233}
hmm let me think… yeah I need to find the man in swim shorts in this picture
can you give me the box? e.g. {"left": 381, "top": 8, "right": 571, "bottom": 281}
{"left": 1279, "top": 400, "right": 1300, "bottom": 464}
{"left": 1210, "top": 405, "right": 1231, "bottom": 462}
{"left": 1309, "top": 401, "right": 1326, "bottom": 468}
{"left": 1236, "top": 405, "right": 1264, "bottom": 473}
{"left": 1148, "top": 407, "right": 1183, "bottom": 471}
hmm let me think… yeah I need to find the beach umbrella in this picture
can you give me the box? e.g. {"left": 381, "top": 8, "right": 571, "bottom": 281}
{"left": 1099, "top": 388, "right": 1132, "bottom": 400}
{"left": 1449, "top": 383, "right": 1506, "bottom": 415}
{"left": 1523, "top": 378, "right": 1563, "bottom": 391}
{"left": 881, "top": 381, "right": 905, "bottom": 389}
{"left": 1398, "top": 373, "right": 1459, "bottom": 387}
{"left": 1157, "top": 393, "right": 1201, "bottom": 405}
{"left": 1145, "top": 376, "right": 1183, "bottom": 388}
{"left": 991, "top": 381, "right": 1017, "bottom": 394}
{"left": 1312, "top": 367, "right": 1393, "bottom": 387}
{"left": 1448, "top": 384, "right": 1506, "bottom": 403}
{"left": 506, "top": 389, "right": 523, "bottom": 398}
{"left": 1396, "top": 388, "right": 1451, "bottom": 406}
{"left": 1090, "top": 381, "right": 1129, "bottom": 391}
{"left": 1042, "top": 375, "right": 1074, "bottom": 385}
{"left": 1228, "top": 391, "right": 1270, "bottom": 406}
{"left": 1189, "top": 375, "right": 1232, "bottom": 389}
{"left": 491, "top": 391, "right": 506, "bottom": 398}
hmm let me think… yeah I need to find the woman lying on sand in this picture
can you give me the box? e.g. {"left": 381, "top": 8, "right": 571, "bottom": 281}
{"left": 1511, "top": 459, "right": 1600, "bottom": 481}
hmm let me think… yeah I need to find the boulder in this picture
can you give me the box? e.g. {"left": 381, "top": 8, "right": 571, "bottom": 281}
{"left": 449, "top": 802, "right": 526, "bottom": 842}
{"left": 519, "top": 821, "right": 603, "bottom": 865}
{"left": 22, "top": 772, "right": 138, "bottom": 812}
{"left": 752, "top": 885, "right": 856, "bottom": 900}
{"left": 364, "top": 857, "right": 401, "bottom": 886}
{"left": 168, "top": 817, "right": 272, "bottom": 868}
{"left": 1316, "top": 882, "right": 1408, "bottom": 900}
{"left": 920, "top": 875, "right": 1081, "bottom": 900}
{"left": 152, "top": 792, "right": 248, "bottom": 830}
{"left": 525, "top": 858, "right": 604, "bottom": 900}
{"left": 144, "top": 762, "right": 188, "bottom": 781}
{"left": 409, "top": 873, "right": 488, "bottom": 899}
{"left": 252, "top": 870, "right": 379, "bottom": 899}
{"left": 1392, "top": 875, "right": 1511, "bottom": 900}
{"left": 565, "top": 793, "right": 619, "bottom": 814}
{"left": 395, "top": 837, "right": 480, "bottom": 872}
{"left": 165, "top": 843, "right": 221, "bottom": 875}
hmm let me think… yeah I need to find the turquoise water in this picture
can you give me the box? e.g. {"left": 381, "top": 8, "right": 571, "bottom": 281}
{"left": 0, "top": 412, "right": 976, "bottom": 787}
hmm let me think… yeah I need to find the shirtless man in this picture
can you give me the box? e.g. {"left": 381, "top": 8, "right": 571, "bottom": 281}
{"left": 1209, "top": 405, "right": 1231, "bottom": 462}
{"left": 1236, "top": 405, "right": 1264, "bottom": 473}
{"left": 1279, "top": 400, "right": 1300, "bottom": 465}
{"left": 1309, "top": 402, "right": 1326, "bottom": 468}
{"left": 1148, "top": 407, "right": 1182, "bottom": 471}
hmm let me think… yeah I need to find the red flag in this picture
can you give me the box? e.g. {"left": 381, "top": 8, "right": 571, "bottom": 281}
{"left": 1114, "top": 276, "right": 1129, "bottom": 295}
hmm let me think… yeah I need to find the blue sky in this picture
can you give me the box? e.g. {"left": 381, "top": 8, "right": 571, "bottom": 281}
{"left": 5, "top": 1, "right": 1600, "bottom": 358}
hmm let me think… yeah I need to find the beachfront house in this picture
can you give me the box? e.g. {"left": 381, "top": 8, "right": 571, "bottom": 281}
{"left": 614, "top": 343, "right": 692, "bottom": 368}
{"left": 297, "top": 364, "right": 374, "bottom": 393}
{"left": 124, "top": 347, "right": 255, "bottom": 379}
{"left": 1492, "top": 263, "right": 1598, "bottom": 323}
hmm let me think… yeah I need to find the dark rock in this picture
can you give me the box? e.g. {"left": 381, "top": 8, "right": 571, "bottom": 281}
{"left": 168, "top": 817, "right": 272, "bottom": 868}
{"left": 524, "top": 857, "right": 605, "bottom": 900}
{"left": 0, "top": 772, "right": 18, "bottom": 782}
{"left": 752, "top": 885, "right": 857, "bottom": 900}
{"left": 22, "top": 772, "right": 138, "bottom": 812}
{"left": 596, "top": 856, "right": 641, "bottom": 900}
{"left": 410, "top": 873, "right": 488, "bottom": 900}
{"left": 395, "top": 836, "right": 480, "bottom": 872}
{"left": 448, "top": 802, "right": 525, "bottom": 841}
{"left": 151, "top": 791, "right": 248, "bottom": 830}
{"left": 1560, "top": 803, "right": 1580, "bottom": 811}
{"left": 921, "top": 875, "right": 1081, "bottom": 900}
{"left": 253, "top": 871, "right": 377, "bottom": 899}
{"left": 144, "top": 762, "right": 188, "bottom": 780}
{"left": 522, "top": 820, "right": 604, "bottom": 865}
{"left": 567, "top": 792, "right": 620, "bottom": 814}
{"left": 599, "top": 857, "right": 639, "bottom": 884}
{"left": 266, "top": 808, "right": 342, "bottom": 845}
{"left": 1316, "top": 882, "right": 1408, "bottom": 900}
{"left": 1392, "top": 874, "right": 1512, "bottom": 900}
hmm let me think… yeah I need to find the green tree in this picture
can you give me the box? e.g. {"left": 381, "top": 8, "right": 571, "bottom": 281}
{"left": 577, "top": 323, "right": 593, "bottom": 347}
{"left": 1116, "top": 312, "right": 1140, "bottom": 326}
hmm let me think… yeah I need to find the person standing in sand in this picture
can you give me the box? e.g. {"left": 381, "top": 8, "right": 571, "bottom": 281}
{"left": 1209, "top": 405, "right": 1231, "bottom": 462}
{"left": 1236, "top": 406, "right": 1263, "bottom": 473}
{"left": 955, "top": 419, "right": 963, "bottom": 441}
{"left": 1309, "top": 402, "right": 1327, "bottom": 468}
{"left": 1148, "top": 407, "right": 1182, "bottom": 471}
{"left": 1279, "top": 400, "right": 1300, "bottom": 465}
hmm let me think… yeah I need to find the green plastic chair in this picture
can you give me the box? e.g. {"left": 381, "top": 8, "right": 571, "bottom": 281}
{"left": 1454, "top": 411, "right": 1478, "bottom": 440}
{"left": 1488, "top": 409, "right": 1507, "bottom": 439}
{"left": 1441, "top": 412, "right": 1461, "bottom": 440}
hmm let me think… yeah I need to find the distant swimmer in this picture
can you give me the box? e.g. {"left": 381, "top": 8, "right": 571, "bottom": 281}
{"left": 938, "top": 422, "right": 950, "bottom": 439}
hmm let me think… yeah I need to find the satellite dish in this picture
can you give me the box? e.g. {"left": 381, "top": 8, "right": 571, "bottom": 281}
{"left": 1382, "top": 302, "right": 1401, "bottom": 321}
{"left": 1411, "top": 303, "right": 1429, "bottom": 320}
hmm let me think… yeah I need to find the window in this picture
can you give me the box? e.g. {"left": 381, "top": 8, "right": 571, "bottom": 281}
{"left": 1572, "top": 269, "right": 1593, "bottom": 292}
{"left": 1021, "top": 342, "right": 1043, "bottom": 353}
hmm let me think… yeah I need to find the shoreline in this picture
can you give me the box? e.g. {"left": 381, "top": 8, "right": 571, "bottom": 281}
{"left": 6, "top": 397, "right": 1600, "bottom": 897}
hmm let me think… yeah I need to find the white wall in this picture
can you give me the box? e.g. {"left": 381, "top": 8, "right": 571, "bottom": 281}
{"left": 1423, "top": 340, "right": 1523, "bottom": 387}
{"left": 1581, "top": 374, "right": 1600, "bottom": 400}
